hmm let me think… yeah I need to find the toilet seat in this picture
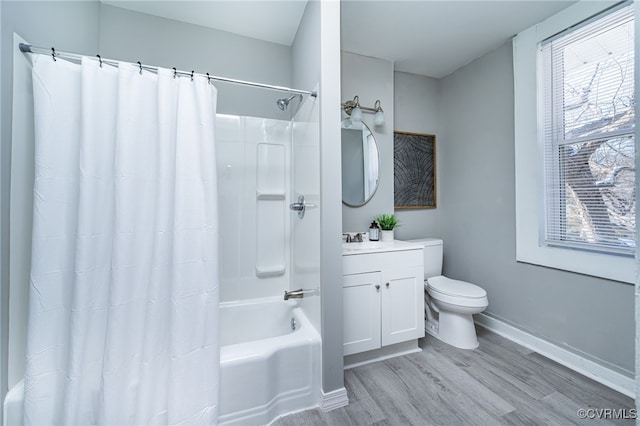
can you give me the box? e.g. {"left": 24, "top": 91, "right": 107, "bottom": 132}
{"left": 428, "top": 275, "right": 486, "bottom": 298}
{"left": 426, "top": 276, "right": 488, "bottom": 308}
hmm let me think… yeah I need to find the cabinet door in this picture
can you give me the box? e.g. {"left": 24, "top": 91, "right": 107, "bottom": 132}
{"left": 343, "top": 272, "right": 381, "bottom": 355}
{"left": 381, "top": 266, "right": 424, "bottom": 346}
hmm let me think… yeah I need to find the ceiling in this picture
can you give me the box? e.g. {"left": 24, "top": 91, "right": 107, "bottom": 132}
{"left": 341, "top": 1, "right": 577, "bottom": 78}
{"left": 101, "top": 0, "right": 309, "bottom": 46}
{"left": 103, "top": 0, "right": 579, "bottom": 79}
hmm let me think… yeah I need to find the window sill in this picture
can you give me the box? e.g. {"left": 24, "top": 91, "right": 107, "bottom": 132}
{"left": 516, "top": 239, "right": 635, "bottom": 284}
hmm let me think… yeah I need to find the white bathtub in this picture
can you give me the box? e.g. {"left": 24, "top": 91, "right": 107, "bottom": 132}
{"left": 218, "top": 296, "right": 321, "bottom": 425}
{"left": 3, "top": 297, "right": 321, "bottom": 426}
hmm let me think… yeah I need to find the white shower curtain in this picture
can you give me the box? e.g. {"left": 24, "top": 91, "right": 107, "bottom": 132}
{"left": 24, "top": 55, "right": 220, "bottom": 425}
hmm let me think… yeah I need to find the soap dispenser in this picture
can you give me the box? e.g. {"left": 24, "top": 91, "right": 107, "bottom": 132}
{"left": 369, "top": 221, "right": 380, "bottom": 241}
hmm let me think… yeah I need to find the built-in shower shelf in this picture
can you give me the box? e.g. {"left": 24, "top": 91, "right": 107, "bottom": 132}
{"left": 256, "top": 265, "right": 286, "bottom": 277}
{"left": 256, "top": 192, "right": 286, "bottom": 200}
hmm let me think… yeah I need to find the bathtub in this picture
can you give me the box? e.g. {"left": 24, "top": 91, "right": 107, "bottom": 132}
{"left": 218, "top": 296, "right": 321, "bottom": 425}
{"left": 3, "top": 297, "right": 321, "bottom": 426}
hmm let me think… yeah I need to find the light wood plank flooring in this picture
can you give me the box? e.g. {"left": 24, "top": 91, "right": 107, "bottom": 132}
{"left": 275, "top": 326, "right": 634, "bottom": 426}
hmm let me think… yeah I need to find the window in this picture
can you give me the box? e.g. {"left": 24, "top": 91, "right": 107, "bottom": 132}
{"left": 541, "top": 3, "right": 635, "bottom": 256}
{"left": 513, "top": 1, "right": 636, "bottom": 283}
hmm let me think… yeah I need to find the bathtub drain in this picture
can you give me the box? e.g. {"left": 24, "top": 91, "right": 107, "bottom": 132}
{"left": 290, "top": 317, "right": 297, "bottom": 331}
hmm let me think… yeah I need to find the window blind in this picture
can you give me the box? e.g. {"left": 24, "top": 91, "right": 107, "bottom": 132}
{"left": 541, "top": 2, "right": 635, "bottom": 255}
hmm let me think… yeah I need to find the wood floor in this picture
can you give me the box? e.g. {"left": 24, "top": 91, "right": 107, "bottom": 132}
{"left": 275, "top": 326, "right": 635, "bottom": 426}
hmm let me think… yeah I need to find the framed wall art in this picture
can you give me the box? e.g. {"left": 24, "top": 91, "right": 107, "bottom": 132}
{"left": 394, "top": 131, "right": 436, "bottom": 209}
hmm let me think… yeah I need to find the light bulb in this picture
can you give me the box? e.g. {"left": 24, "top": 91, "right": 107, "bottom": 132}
{"left": 351, "top": 106, "right": 363, "bottom": 122}
{"left": 374, "top": 110, "right": 385, "bottom": 126}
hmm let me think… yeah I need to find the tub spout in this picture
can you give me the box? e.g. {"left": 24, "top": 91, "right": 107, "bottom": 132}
{"left": 284, "top": 288, "right": 315, "bottom": 300}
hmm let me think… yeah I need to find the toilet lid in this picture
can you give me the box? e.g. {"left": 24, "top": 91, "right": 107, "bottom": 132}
{"left": 428, "top": 276, "right": 487, "bottom": 299}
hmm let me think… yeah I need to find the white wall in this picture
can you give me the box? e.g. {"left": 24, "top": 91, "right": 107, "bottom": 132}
{"left": 1, "top": 0, "right": 101, "bottom": 398}
{"left": 216, "top": 115, "right": 293, "bottom": 302}
{"left": 341, "top": 52, "right": 394, "bottom": 232}
{"left": 393, "top": 71, "right": 443, "bottom": 240}
{"left": 439, "top": 42, "right": 634, "bottom": 375}
{"left": 99, "top": 4, "right": 292, "bottom": 120}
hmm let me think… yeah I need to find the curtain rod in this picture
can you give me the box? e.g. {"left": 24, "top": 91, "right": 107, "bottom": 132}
{"left": 19, "top": 43, "right": 318, "bottom": 98}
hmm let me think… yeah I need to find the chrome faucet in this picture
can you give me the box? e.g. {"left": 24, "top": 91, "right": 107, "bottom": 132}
{"left": 343, "top": 233, "right": 363, "bottom": 243}
{"left": 284, "top": 288, "right": 315, "bottom": 300}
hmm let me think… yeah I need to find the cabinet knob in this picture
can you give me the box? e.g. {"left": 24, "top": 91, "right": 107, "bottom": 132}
{"left": 386, "top": 282, "right": 390, "bottom": 288}
{"left": 375, "top": 284, "right": 380, "bottom": 290}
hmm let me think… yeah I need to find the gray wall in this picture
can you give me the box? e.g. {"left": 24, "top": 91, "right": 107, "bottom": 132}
{"left": 99, "top": 4, "right": 292, "bottom": 120}
{"left": 341, "top": 51, "right": 394, "bottom": 232}
{"left": 291, "top": 0, "right": 322, "bottom": 355}
{"left": 354, "top": 37, "right": 634, "bottom": 377}
{"left": 0, "top": 0, "right": 101, "bottom": 405}
{"left": 317, "top": 1, "right": 344, "bottom": 396}
{"left": 439, "top": 42, "right": 634, "bottom": 375}
{"left": 393, "top": 71, "right": 443, "bottom": 241}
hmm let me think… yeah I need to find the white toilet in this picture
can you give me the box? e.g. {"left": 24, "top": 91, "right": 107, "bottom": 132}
{"left": 407, "top": 238, "right": 489, "bottom": 350}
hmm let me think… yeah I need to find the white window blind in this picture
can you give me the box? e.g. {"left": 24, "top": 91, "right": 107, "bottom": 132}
{"left": 541, "top": 2, "right": 635, "bottom": 256}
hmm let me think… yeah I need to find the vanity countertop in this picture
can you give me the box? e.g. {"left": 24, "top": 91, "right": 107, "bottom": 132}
{"left": 342, "top": 239, "right": 423, "bottom": 256}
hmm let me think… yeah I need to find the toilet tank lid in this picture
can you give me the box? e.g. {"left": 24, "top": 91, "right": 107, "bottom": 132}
{"left": 404, "top": 238, "right": 443, "bottom": 247}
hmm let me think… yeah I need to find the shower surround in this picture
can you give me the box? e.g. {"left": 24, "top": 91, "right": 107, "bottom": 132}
{"left": 215, "top": 107, "right": 321, "bottom": 424}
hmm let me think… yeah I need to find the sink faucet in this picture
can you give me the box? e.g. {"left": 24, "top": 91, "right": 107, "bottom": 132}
{"left": 343, "top": 233, "right": 363, "bottom": 243}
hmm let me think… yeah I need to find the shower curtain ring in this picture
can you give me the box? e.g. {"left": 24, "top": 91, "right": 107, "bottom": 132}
{"left": 173, "top": 67, "right": 177, "bottom": 78}
{"left": 51, "top": 47, "right": 56, "bottom": 61}
{"left": 207, "top": 73, "right": 211, "bottom": 84}
{"left": 97, "top": 55, "right": 102, "bottom": 68}
{"left": 137, "top": 61, "right": 143, "bottom": 74}
{"left": 190, "top": 70, "right": 194, "bottom": 82}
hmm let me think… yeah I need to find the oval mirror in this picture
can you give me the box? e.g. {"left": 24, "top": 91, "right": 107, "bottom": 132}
{"left": 341, "top": 118, "right": 380, "bottom": 207}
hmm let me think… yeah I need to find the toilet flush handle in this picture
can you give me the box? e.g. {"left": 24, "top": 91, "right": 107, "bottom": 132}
{"left": 386, "top": 282, "right": 390, "bottom": 288}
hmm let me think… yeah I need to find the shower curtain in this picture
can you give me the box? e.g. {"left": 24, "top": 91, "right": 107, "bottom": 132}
{"left": 24, "top": 55, "right": 219, "bottom": 425}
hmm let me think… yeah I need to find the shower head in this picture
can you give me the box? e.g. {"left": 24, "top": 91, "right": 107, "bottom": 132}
{"left": 276, "top": 94, "right": 301, "bottom": 111}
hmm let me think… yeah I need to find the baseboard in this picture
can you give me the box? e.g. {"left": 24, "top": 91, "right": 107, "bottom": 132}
{"left": 475, "top": 313, "right": 634, "bottom": 399}
{"left": 319, "top": 387, "right": 348, "bottom": 412}
{"left": 344, "top": 340, "right": 421, "bottom": 369}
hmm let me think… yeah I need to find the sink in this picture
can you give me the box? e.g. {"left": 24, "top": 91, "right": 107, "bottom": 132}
{"left": 342, "top": 241, "right": 392, "bottom": 251}
{"left": 342, "top": 239, "right": 423, "bottom": 255}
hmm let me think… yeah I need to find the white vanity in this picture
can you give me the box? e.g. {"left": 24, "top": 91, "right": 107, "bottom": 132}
{"left": 342, "top": 240, "right": 425, "bottom": 367}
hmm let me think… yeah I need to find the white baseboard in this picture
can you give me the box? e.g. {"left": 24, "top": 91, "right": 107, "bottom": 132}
{"left": 344, "top": 340, "right": 421, "bottom": 369}
{"left": 475, "top": 313, "right": 634, "bottom": 399}
{"left": 319, "top": 387, "right": 348, "bottom": 412}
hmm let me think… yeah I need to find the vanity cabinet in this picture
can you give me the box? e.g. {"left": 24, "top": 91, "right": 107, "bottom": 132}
{"left": 342, "top": 243, "right": 424, "bottom": 357}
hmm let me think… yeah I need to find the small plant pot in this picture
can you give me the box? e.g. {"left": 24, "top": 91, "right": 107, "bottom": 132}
{"left": 381, "top": 230, "right": 394, "bottom": 241}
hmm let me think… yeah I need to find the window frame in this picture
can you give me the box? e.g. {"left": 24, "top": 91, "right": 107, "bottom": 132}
{"left": 513, "top": 0, "right": 636, "bottom": 284}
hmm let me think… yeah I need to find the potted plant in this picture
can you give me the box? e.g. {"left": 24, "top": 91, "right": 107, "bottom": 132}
{"left": 376, "top": 213, "right": 399, "bottom": 241}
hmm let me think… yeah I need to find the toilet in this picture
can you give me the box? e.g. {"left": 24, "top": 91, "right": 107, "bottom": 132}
{"left": 407, "top": 238, "right": 488, "bottom": 350}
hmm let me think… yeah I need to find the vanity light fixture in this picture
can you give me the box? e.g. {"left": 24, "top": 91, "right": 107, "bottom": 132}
{"left": 341, "top": 95, "right": 385, "bottom": 126}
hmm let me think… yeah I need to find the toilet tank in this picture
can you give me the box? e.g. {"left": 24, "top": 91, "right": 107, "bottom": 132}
{"left": 405, "top": 238, "right": 443, "bottom": 279}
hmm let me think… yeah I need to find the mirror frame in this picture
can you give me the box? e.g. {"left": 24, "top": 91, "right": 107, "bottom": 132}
{"left": 341, "top": 118, "right": 380, "bottom": 207}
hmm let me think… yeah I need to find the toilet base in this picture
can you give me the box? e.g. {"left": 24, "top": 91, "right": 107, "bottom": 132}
{"left": 425, "top": 310, "right": 479, "bottom": 350}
